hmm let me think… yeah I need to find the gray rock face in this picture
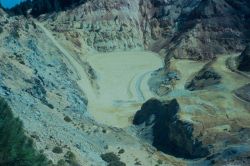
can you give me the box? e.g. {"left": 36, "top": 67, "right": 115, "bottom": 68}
{"left": 41, "top": 0, "right": 250, "bottom": 65}
{"left": 46, "top": 0, "right": 145, "bottom": 52}
{"left": 238, "top": 45, "right": 250, "bottom": 72}
{"left": 133, "top": 99, "right": 209, "bottom": 159}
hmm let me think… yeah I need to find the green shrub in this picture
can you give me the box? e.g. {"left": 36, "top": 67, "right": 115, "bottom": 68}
{"left": 64, "top": 116, "right": 72, "bottom": 122}
{"left": 64, "top": 151, "right": 80, "bottom": 166}
{"left": 57, "top": 159, "right": 67, "bottom": 166}
{"left": 25, "top": 22, "right": 29, "bottom": 30}
{"left": 0, "top": 26, "right": 3, "bottom": 33}
{"left": 10, "top": 28, "right": 20, "bottom": 38}
{"left": 52, "top": 146, "right": 63, "bottom": 154}
{"left": 108, "top": 161, "right": 126, "bottom": 166}
{"left": 64, "top": 151, "right": 75, "bottom": 160}
{"left": 157, "top": 159, "right": 163, "bottom": 165}
{"left": 118, "top": 149, "right": 125, "bottom": 154}
{"left": 101, "top": 152, "right": 126, "bottom": 166}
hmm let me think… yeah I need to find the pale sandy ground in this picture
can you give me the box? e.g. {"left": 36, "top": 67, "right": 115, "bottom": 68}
{"left": 36, "top": 21, "right": 163, "bottom": 127}
{"left": 167, "top": 55, "right": 250, "bottom": 127}
{"left": 168, "top": 55, "right": 249, "bottom": 98}
{"left": 86, "top": 51, "right": 163, "bottom": 127}
{"left": 170, "top": 58, "right": 205, "bottom": 91}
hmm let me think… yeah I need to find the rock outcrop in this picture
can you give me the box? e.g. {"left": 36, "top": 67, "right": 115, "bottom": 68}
{"left": 133, "top": 99, "right": 209, "bottom": 159}
{"left": 133, "top": 97, "right": 250, "bottom": 164}
{"left": 185, "top": 62, "right": 221, "bottom": 91}
{"left": 6, "top": 0, "right": 250, "bottom": 62}
{"left": 166, "top": 0, "right": 250, "bottom": 60}
{"left": 39, "top": 0, "right": 250, "bottom": 66}
{"left": 44, "top": 0, "right": 145, "bottom": 52}
{"left": 234, "top": 84, "right": 250, "bottom": 102}
{"left": 237, "top": 45, "right": 250, "bottom": 72}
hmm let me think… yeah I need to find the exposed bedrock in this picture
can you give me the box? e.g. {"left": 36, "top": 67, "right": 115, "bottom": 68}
{"left": 33, "top": 0, "right": 250, "bottom": 73}
{"left": 185, "top": 62, "right": 221, "bottom": 91}
{"left": 133, "top": 99, "right": 209, "bottom": 159}
{"left": 237, "top": 45, "right": 250, "bottom": 72}
{"left": 234, "top": 83, "right": 250, "bottom": 102}
{"left": 165, "top": 0, "right": 250, "bottom": 61}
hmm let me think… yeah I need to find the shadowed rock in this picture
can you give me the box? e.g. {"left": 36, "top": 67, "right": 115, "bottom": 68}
{"left": 133, "top": 99, "right": 209, "bottom": 159}
{"left": 238, "top": 45, "right": 250, "bottom": 72}
{"left": 235, "top": 84, "right": 250, "bottom": 102}
{"left": 185, "top": 62, "right": 221, "bottom": 91}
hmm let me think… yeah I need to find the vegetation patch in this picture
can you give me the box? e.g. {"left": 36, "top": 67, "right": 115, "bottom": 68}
{"left": 118, "top": 149, "right": 125, "bottom": 154}
{"left": 56, "top": 151, "right": 80, "bottom": 166}
{"left": 7, "top": 0, "right": 89, "bottom": 17}
{"left": 108, "top": 161, "right": 126, "bottom": 166}
{"left": 64, "top": 116, "right": 72, "bottom": 122}
{"left": 0, "top": 98, "right": 52, "bottom": 166}
{"left": 101, "top": 152, "right": 126, "bottom": 166}
{"left": 64, "top": 151, "right": 80, "bottom": 166}
{"left": 52, "top": 146, "right": 63, "bottom": 154}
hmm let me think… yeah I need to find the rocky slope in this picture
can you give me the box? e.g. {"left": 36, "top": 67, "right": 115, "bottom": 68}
{"left": 35, "top": 0, "right": 250, "bottom": 65}
{"left": 1, "top": 0, "right": 250, "bottom": 166}
{"left": 0, "top": 8, "right": 183, "bottom": 166}
{"left": 133, "top": 53, "right": 250, "bottom": 165}
{"left": 43, "top": 0, "right": 145, "bottom": 52}
{"left": 133, "top": 96, "right": 250, "bottom": 165}
{"left": 165, "top": 0, "right": 250, "bottom": 60}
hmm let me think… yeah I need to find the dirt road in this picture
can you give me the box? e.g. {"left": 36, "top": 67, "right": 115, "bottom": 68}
{"left": 35, "top": 21, "right": 96, "bottom": 100}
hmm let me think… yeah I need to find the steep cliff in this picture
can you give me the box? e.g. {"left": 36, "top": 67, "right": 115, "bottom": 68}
{"left": 44, "top": 0, "right": 145, "bottom": 52}
{"left": 166, "top": 0, "right": 250, "bottom": 60}
{"left": 7, "top": 0, "right": 250, "bottom": 62}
